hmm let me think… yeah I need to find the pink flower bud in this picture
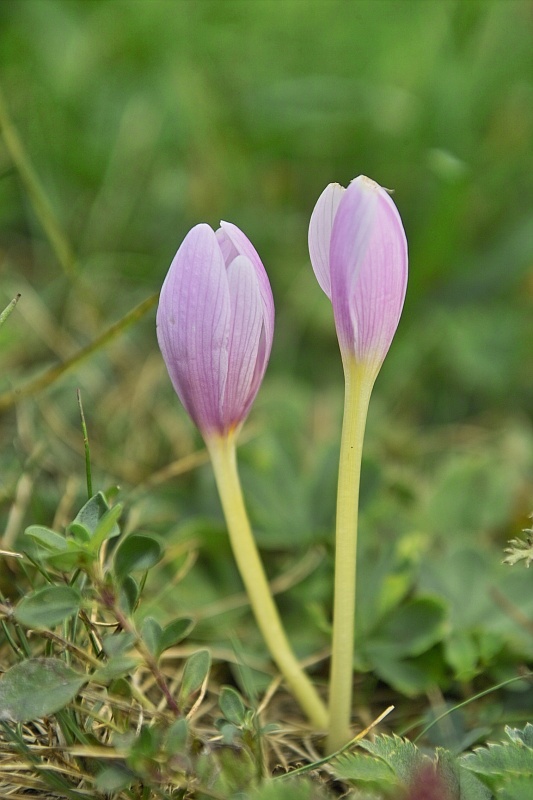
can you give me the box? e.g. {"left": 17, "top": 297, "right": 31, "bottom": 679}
{"left": 157, "top": 222, "right": 274, "bottom": 438}
{"left": 309, "top": 176, "right": 408, "bottom": 376}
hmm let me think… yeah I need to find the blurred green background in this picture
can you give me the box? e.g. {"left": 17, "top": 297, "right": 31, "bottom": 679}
{"left": 1, "top": 0, "right": 532, "bottom": 406}
{"left": 1, "top": 0, "right": 533, "bottom": 714}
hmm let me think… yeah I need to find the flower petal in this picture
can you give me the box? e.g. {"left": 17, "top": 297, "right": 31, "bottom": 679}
{"left": 223, "top": 255, "right": 264, "bottom": 428}
{"left": 330, "top": 176, "right": 407, "bottom": 372}
{"left": 329, "top": 177, "right": 379, "bottom": 353}
{"left": 218, "top": 221, "right": 275, "bottom": 355}
{"left": 350, "top": 186, "right": 408, "bottom": 370}
{"left": 308, "top": 182, "right": 345, "bottom": 299}
{"left": 156, "top": 223, "right": 230, "bottom": 434}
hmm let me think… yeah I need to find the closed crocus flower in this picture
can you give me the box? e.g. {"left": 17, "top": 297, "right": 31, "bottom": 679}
{"left": 156, "top": 221, "right": 274, "bottom": 440}
{"left": 308, "top": 175, "right": 407, "bottom": 379}
{"left": 157, "top": 221, "right": 328, "bottom": 730}
{"left": 309, "top": 176, "right": 408, "bottom": 752}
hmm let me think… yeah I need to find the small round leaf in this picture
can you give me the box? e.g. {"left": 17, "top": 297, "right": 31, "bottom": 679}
{"left": 141, "top": 616, "right": 163, "bottom": 657}
{"left": 114, "top": 535, "right": 162, "bottom": 582}
{"left": 0, "top": 658, "right": 87, "bottom": 722}
{"left": 118, "top": 575, "right": 139, "bottom": 614}
{"left": 178, "top": 649, "right": 211, "bottom": 709}
{"left": 15, "top": 586, "right": 82, "bottom": 629}
{"left": 219, "top": 686, "right": 246, "bottom": 726}
{"left": 24, "top": 526, "right": 67, "bottom": 552}
{"left": 159, "top": 617, "right": 195, "bottom": 653}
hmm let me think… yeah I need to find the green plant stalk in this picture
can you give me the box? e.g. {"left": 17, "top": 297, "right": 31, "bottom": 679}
{"left": 327, "top": 358, "right": 375, "bottom": 753}
{"left": 0, "top": 85, "right": 76, "bottom": 277}
{"left": 0, "top": 292, "right": 157, "bottom": 413}
{"left": 412, "top": 672, "right": 533, "bottom": 742}
{"left": 97, "top": 581, "right": 180, "bottom": 717}
{"left": 0, "top": 294, "right": 21, "bottom": 328}
{"left": 207, "top": 432, "right": 328, "bottom": 729}
{"left": 77, "top": 389, "right": 93, "bottom": 498}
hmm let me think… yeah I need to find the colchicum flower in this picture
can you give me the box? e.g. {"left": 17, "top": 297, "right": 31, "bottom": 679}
{"left": 157, "top": 222, "right": 328, "bottom": 730}
{"left": 309, "top": 176, "right": 408, "bottom": 752}
{"left": 309, "top": 175, "right": 408, "bottom": 377}
{"left": 156, "top": 222, "right": 274, "bottom": 439}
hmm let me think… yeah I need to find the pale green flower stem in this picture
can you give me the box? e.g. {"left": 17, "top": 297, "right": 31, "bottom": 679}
{"left": 327, "top": 358, "right": 375, "bottom": 753}
{"left": 207, "top": 432, "right": 329, "bottom": 730}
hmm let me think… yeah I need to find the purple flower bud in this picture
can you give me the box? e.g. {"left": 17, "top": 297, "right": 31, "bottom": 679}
{"left": 157, "top": 222, "right": 274, "bottom": 438}
{"left": 308, "top": 176, "right": 408, "bottom": 376}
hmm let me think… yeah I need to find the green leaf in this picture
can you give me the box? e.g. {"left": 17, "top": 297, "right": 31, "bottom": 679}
{"left": 108, "top": 677, "right": 133, "bottom": 702}
{"left": 127, "top": 724, "right": 160, "bottom": 766}
{"left": 160, "top": 617, "right": 195, "bottom": 653}
{"left": 70, "top": 492, "right": 116, "bottom": 538}
{"left": 178, "top": 649, "right": 211, "bottom": 709}
{"left": 219, "top": 686, "right": 247, "bottom": 726}
{"left": 458, "top": 768, "right": 492, "bottom": 800}
{"left": 476, "top": 630, "right": 502, "bottom": 663}
{"left": 462, "top": 739, "right": 533, "bottom": 780}
{"left": 101, "top": 631, "right": 136, "bottom": 657}
{"left": 45, "top": 542, "right": 94, "bottom": 571}
{"left": 15, "top": 586, "right": 82, "bottom": 629}
{"left": 240, "top": 437, "right": 317, "bottom": 549}
{"left": 364, "top": 597, "right": 447, "bottom": 661}
{"left": 89, "top": 504, "right": 123, "bottom": 552}
{"left": 218, "top": 722, "right": 240, "bottom": 745}
{"left": 195, "top": 743, "right": 257, "bottom": 795}
{"left": 506, "top": 723, "right": 533, "bottom": 749}
{"left": 165, "top": 717, "right": 189, "bottom": 753}
{"left": 355, "top": 545, "right": 415, "bottom": 640}
{"left": 418, "top": 549, "right": 495, "bottom": 631}
{"left": 332, "top": 751, "right": 398, "bottom": 787}
{"left": 94, "top": 764, "right": 134, "bottom": 793}
{"left": 0, "top": 658, "right": 87, "bottom": 721}
{"left": 140, "top": 616, "right": 163, "bottom": 657}
{"left": 104, "top": 485, "right": 121, "bottom": 503}
{"left": 214, "top": 744, "right": 257, "bottom": 791}
{"left": 63, "top": 494, "right": 122, "bottom": 554}
{"left": 118, "top": 575, "right": 139, "bottom": 614}
{"left": 92, "top": 656, "right": 139, "bottom": 684}
{"left": 425, "top": 452, "right": 520, "bottom": 539}
{"left": 68, "top": 522, "right": 92, "bottom": 544}
{"left": 24, "top": 525, "right": 67, "bottom": 552}
{"left": 139, "top": 616, "right": 194, "bottom": 660}
{"left": 359, "top": 734, "right": 430, "bottom": 786}
{"left": 444, "top": 631, "right": 480, "bottom": 681}
{"left": 435, "top": 749, "right": 461, "bottom": 799}
{"left": 113, "top": 534, "right": 162, "bottom": 582}
{"left": 370, "top": 650, "right": 446, "bottom": 697}
{"left": 499, "top": 777, "right": 533, "bottom": 800}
